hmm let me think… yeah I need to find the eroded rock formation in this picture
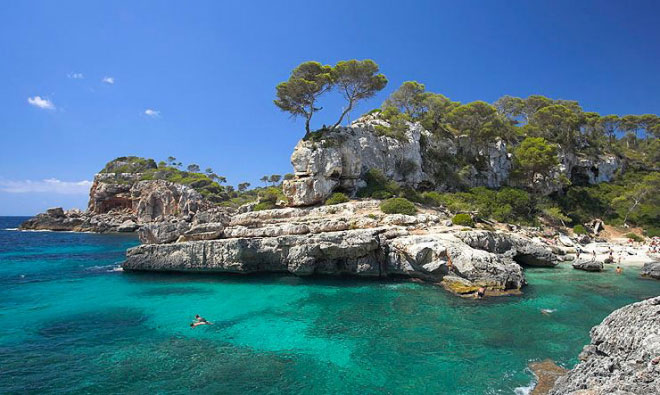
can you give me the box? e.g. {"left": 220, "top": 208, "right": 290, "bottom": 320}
{"left": 123, "top": 200, "right": 561, "bottom": 296}
{"left": 20, "top": 172, "right": 213, "bottom": 233}
{"left": 282, "top": 115, "right": 622, "bottom": 206}
{"left": 551, "top": 296, "right": 660, "bottom": 394}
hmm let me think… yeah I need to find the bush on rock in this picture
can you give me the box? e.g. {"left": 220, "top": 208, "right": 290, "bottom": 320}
{"left": 325, "top": 192, "right": 349, "bottom": 205}
{"left": 452, "top": 213, "right": 474, "bottom": 227}
{"left": 380, "top": 198, "right": 417, "bottom": 215}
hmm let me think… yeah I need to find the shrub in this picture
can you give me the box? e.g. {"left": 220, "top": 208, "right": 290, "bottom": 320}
{"left": 573, "top": 224, "right": 588, "bottom": 235}
{"left": 253, "top": 201, "right": 276, "bottom": 211}
{"left": 372, "top": 190, "right": 393, "bottom": 200}
{"left": 626, "top": 232, "right": 644, "bottom": 242}
{"left": 325, "top": 192, "right": 349, "bottom": 205}
{"left": 452, "top": 213, "right": 474, "bottom": 227}
{"left": 380, "top": 198, "right": 417, "bottom": 215}
{"left": 357, "top": 168, "right": 400, "bottom": 198}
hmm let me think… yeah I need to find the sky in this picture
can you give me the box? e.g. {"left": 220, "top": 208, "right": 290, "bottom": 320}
{"left": 1, "top": 0, "right": 659, "bottom": 215}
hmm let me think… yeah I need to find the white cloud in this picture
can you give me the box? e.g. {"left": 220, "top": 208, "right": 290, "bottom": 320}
{"left": 68, "top": 73, "right": 84, "bottom": 79}
{"left": 102, "top": 76, "right": 115, "bottom": 84}
{"left": 27, "top": 96, "right": 55, "bottom": 110}
{"left": 144, "top": 108, "right": 160, "bottom": 118}
{"left": 0, "top": 178, "right": 92, "bottom": 194}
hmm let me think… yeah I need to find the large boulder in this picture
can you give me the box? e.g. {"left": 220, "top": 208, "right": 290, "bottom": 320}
{"left": 641, "top": 262, "right": 660, "bottom": 280}
{"left": 551, "top": 296, "right": 660, "bottom": 394}
{"left": 455, "top": 230, "right": 558, "bottom": 267}
{"left": 572, "top": 259, "right": 604, "bottom": 272}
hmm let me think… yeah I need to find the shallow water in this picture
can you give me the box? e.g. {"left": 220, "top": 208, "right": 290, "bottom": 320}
{"left": 0, "top": 216, "right": 658, "bottom": 393}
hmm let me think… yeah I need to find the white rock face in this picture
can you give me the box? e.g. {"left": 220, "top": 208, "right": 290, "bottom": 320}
{"left": 283, "top": 122, "right": 429, "bottom": 206}
{"left": 282, "top": 117, "right": 622, "bottom": 206}
{"left": 123, "top": 200, "right": 565, "bottom": 297}
{"left": 551, "top": 296, "right": 660, "bottom": 394}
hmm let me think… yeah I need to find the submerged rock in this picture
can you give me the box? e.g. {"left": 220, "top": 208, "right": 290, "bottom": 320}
{"left": 572, "top": 259, "right": 604, "bottom": 272}
{"left": 551, "top": 296, "right": 660, "bottom": 394}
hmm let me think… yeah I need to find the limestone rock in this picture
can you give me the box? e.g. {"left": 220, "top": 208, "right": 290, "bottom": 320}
{"left": 282, "top": 118, "right": 622, "bottom": 206}
{"left": 117, "top": 220, "right": 139, "bottom": 232}
{"left": 572, "top": 259, "right": 604, "bottom": 272}
{"left": 455, "top": 230, "right": 558, "bottom": 267}
{"left": 641, "top": 262, "right": 660, "bottom": 280}
{"left": 551, "top": 296, "right": 660, "bottom": 394}
{"left": 137, "top": 221, "right": 190, "bottom": 244}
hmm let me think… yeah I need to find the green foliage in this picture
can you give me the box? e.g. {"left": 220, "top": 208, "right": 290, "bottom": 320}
{"left": 447, "top": 101, "right": 512, "bottom": 143}
{"left": 452, "top": 213, "right": 474, "bottom": 227}
{"left": 626, "top": 233, "right": 644, "bottom": 242}
{"left": 380, "top": 198, "right": 417, "bottom": 215}
{"left": 512, "top": 137, "right": 559, "bottom": 189}
{"left": 374, "top": 106, "right": 410, "bottom": 141}
{"left": 556, "top": 171, "right": 659, "bottom": 236}
{"left": 542, "top": 207, "right": 571, "bottom": 225}
{"left": 422, "top": 187, "right": 533, "bottom": 224}
{"left": 331, "top": 59, "right": 387, "bottom": 127}
{"left": 100, "top": 156, "right": 157, "bottom": 174}
{"left": 274, "top": 61, "right": 333, "bottom": 135}
{"left": 253, "top": 201, "right": 276, "bottom": 211}
{"left": 325, "top": 192, "right": 350, "bottom": 205}
{"left": 357, "top": 169, "right": 401, "bottom": 198}
{"left": 573, "top": 224, "right": 588, "bottom": 235}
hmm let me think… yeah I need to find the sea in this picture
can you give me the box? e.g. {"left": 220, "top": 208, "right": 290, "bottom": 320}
{"left": 0, "top": 216, "right": 658, "bottom": 394}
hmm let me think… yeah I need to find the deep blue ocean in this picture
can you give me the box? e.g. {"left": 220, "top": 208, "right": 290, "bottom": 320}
{"left": 0, "top": 216, "right": 658, "bottom": 394}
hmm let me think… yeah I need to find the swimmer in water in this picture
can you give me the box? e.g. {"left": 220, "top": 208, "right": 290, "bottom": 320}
{"left": 616, "top": 266, "right": 623, "bottom": 274}
{"left": 541, "top": 309, "right": 556, "bottom": 316}
{"left": 190, "top": 314, "right": 213, "bottom": 328}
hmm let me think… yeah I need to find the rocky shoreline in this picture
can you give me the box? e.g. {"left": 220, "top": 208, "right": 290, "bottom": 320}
{"left": 123, "top": 201, "right": 561, "bottom": 296}
{"left": 550, "top": 296, "right": 660, "bottom": 394}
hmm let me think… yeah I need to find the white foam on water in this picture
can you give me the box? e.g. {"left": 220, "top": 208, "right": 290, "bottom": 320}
{"left": 514, "top": 380, "right": 536, "bottom": 395}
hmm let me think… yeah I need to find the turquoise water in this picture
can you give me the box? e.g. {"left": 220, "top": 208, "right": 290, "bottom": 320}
{"left": 0, "top": 217, "right": 658, "bottom": 394}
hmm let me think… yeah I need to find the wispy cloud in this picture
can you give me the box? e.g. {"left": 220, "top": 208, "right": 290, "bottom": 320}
{"left": 27, "top": 96, "right": 55, "bottom": 110}
{"left": 144, "top": 108, "right": 160, "bottom": 118}
{"left": 102, "top": 76, "right": 115, "bottom": 84}
{"left": 67, "top": 72, "right": 84, "bottom": 79}
{"left": 0, "top": 178, "right": 92, "bottom": 194}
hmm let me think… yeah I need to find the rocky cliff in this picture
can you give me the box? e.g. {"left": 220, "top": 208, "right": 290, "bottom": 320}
{"left": 283, "top": 115, "right": 621, "bottom": 206}
{"left": 551, "top": 296, "right": 660, "bottom": 394}
{"left": 20, "top": 170, "right": 213, "bottom": 233}
{"left": 123, "top": 200, "right": 559, "bottom": 296}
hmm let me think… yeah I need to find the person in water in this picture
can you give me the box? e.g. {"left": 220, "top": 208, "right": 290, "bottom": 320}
{"left": 616, "top": 266, "right": 623, "bottom": 274}
{"left": 476, "top": 287, "right": 486, "bottom": 299}
{"left": 190, "top": 314, "right": 212, "bottom": 328}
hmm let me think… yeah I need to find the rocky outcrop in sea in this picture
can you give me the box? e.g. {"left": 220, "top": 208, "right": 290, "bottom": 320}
{"left": 20, "top": 172, "right": 212, "bottom": 233}
{"left": 123, "top": 200, "right": 560, "bottom": 296}
{"left": 551, "top": 296, "right": 660, "bottom": 394}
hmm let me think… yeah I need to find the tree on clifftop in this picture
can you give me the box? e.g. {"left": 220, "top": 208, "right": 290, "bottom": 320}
{"left": 274, "top": 61, "right": 333, "bottom": 136}
{"left": 512, "top": 137, "right": 559, "bottom": 192}
{"left": 331, "top": 59, "right": 387, "bottom": 128}
{"left": 382, "top": 81, "right": 427, "bottom": 118}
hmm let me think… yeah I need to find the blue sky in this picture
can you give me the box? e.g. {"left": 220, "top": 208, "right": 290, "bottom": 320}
{"left": 1, "top": 0, "right": 659, "bottom": 215}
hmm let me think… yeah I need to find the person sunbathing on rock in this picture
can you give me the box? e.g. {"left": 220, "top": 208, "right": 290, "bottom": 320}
{"left": 476, "top": 287, "right": 486, "bottom": 299}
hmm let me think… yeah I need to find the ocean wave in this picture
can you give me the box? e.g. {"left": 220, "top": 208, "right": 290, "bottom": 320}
{"left": 86, "top": 264, "right": 123, "bottom": 273}
{"left": 514, "top": 380, "right": 536, "bottom": 395}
